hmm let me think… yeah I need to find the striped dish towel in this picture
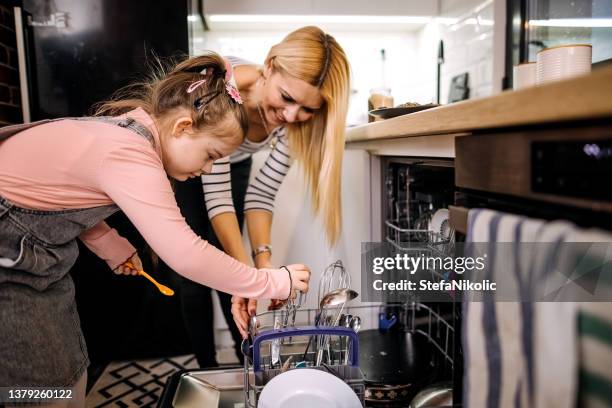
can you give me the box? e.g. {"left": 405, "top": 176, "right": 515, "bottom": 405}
{"left": 463, "top": 209, "right": 579, "bottom": 408}
{"left": 565, "top": 228, "right": 612, "bottom": 407}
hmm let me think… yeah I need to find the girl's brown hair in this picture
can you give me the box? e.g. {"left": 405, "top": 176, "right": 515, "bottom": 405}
{"left": 95, "top": 51, "right": 248, "bottom": 138}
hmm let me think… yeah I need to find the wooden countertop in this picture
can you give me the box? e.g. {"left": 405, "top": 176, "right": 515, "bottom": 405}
{"left": 346, "top": 65, "right": 612, "bottom": 143}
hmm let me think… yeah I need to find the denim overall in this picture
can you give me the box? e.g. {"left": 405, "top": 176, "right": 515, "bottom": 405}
{"left": 0, "top": 117, "right": 154, "bottom": 387}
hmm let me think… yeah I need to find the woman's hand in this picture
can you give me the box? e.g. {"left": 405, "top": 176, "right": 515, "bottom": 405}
{"left": 268, "top": 299, "right": 286, "bottom": 310}
{"left": 114, "top": 253, "right": 143, "bottom": 275}
{"left": 231, "top": 296, "right": 257, "bottom": 339}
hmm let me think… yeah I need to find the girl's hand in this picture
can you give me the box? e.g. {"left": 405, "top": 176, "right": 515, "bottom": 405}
{"left": 232, "top": 297, "right": 259, "bottom": 339}
{"left": 284, "top": 264, "right": 311, "bottom": 299}
{"left": 266, "top": 264, "right": 311, "bottom": 309}
{"left": 114, "top": 253, "right": 143, "bottom": 276}
{"left": 247, "top": 298, "right": 258, "bottom": 317}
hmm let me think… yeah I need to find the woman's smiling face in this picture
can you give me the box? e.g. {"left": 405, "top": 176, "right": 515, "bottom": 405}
{"left": 259, "top": 68, "right": 324, "bottom": 128}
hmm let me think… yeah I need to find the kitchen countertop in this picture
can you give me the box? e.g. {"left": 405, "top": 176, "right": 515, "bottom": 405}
{"left": 346, "top": 65, "right": 612, "bottom": 143}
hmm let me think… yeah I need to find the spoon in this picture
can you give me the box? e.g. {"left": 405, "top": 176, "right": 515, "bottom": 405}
{"left": 317, "top": 289, "right": 359, "bottom": 365}
{"left": 339, "top": 314, "right": 352, "bottom": 364}
{"left": 304, "top": 289, "right": 359, "bottom": 364}
{"left": 343, "top": 316, "right": 362, "bottom": 365}
{"left": 315, "top": 289, "right": 355, "bottom": 326}
{"left": 350, "top": 316, "right": 362, "bottom": 332}
{"left": 124, "top": 262, "right": 174, "bottom": 296}
{"left": 338, "top": 314, "right": 351, "bottom": 328}
{"left": 249, "top": 315, "right": 259, "bottom": 338}
{"left": 319, "top": 288, "right": 359, "bottom": 309}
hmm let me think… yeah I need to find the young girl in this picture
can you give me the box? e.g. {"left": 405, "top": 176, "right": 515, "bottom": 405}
{"left": 0, "top": 51, "right": 310, "bottom": 405}
{"left": 159, "top": 26, "right": 351, "bottom": 367}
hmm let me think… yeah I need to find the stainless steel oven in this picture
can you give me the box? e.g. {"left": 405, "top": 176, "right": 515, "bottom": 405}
{"left": 449, "top": 120, "right": 612, "bottom": 407}
{"left": 452, "top": 121, "right": 612, "bottom": 231}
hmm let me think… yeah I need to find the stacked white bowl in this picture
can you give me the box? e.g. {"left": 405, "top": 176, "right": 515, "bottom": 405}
{"left": 513, "top": 62, "right": 537, "bottom": 90}
{"left": 536, "top": 44, "right": 592, "bottom": 84}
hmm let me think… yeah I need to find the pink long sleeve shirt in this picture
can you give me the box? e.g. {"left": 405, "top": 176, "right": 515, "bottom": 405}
{"left": 0, "top": 108, "right": 290, "bottom": 300}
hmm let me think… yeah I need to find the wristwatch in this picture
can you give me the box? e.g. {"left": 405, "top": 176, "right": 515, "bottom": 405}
{"left": 252, "top": 244, "right": 272, "bottom": 258}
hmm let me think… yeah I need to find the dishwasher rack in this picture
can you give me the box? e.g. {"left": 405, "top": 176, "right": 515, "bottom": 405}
{"left": 242, "top": 302, "right": 455, "bottom": 407}
{"left": 384, "top": 216, "right": 458, "bottom": 378}
{"left": 385, "top": 219, "right": 456, "bottom": 281}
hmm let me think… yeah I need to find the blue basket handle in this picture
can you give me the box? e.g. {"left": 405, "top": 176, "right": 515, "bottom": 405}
{"left": 252, "top": 326, "right": 359, "bottom": 372}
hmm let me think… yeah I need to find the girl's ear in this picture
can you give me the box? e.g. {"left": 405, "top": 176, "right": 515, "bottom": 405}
{"left": 172, "top": 116, "right": 194, "bottom": 137}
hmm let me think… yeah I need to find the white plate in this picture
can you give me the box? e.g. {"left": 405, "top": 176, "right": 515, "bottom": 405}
{"left": 429, "top": 209, "right": 449, "bottom": 241}
{"left": 258, "top": 368, "right": 362, "bottom": 408}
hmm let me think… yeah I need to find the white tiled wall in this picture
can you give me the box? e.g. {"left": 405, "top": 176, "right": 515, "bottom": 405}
{"left": 411, "top": 0, "right": 498, "bottom": 104}
{"left": 441, "top": 0, "right": 496, "bottom": 100}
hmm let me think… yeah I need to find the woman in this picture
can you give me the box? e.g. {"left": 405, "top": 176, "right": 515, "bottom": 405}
{"left": 160, "top": 26, "right": 350, "bottom": 367}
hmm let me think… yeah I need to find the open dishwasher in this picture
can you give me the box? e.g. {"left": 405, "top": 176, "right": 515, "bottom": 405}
{"left": 158, "top": 157, "right": 460, "bottom": 407}
{"left": 158, "top": 301, "right": 456, "bottom": 408}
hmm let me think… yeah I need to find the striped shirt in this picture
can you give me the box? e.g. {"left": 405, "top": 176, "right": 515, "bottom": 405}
{"left": 201, "top": 57, "right": 293, "bottom": 218}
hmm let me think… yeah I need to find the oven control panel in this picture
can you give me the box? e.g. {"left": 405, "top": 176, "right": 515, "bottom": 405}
{"left": 532, "top": 139, "right": 612, "bottom": 200}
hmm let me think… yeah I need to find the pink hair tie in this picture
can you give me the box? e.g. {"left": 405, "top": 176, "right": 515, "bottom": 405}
{"left": 222, "top": 58, "right": 243, "bottom": 104}
{"left": 186, "top": 64, "right": 243, "bottom": 104}
{"left": 225, "top": 81, "right": 243, "bottom": 104}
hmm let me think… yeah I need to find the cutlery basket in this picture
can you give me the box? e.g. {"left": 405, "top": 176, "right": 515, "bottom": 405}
{"left": 244, "top": 325, "right": 365, "bottom": 407}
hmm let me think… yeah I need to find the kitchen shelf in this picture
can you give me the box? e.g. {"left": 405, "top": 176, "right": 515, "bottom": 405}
{"left": 346, "top": 65, "right": 612, "bottom": 144}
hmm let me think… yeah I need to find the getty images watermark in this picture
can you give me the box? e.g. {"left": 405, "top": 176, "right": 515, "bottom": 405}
{"left": 361, "top": 242, "right": 612, "bottom": 302}
{"left": 371, "top": 252, "right": 496, "bottom": 292}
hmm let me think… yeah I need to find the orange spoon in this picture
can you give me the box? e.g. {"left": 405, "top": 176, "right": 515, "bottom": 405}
{"left": 124, "top": 262, "right": 174, "bottom": 296}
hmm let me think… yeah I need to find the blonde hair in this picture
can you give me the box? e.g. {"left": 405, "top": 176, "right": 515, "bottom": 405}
{"left": 265, "top": 26, "right": 350, "bottom": 245}
{"left": 95, "top": 51, "right": 248, "bottom": 138}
